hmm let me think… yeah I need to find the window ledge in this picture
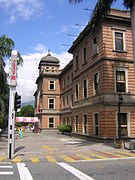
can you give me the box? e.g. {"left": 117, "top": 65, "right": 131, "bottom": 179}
{"left": 113, "top": 50, "right": 127, "bottom": 53}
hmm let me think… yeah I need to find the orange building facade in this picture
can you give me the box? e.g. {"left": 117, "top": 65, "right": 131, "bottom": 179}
{"left": 35, "top": 9, "right": 135, "bottom": 140}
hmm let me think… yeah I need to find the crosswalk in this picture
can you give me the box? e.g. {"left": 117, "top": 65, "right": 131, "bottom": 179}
{"left": 0, "top": 150, "right": 135, "bottom": 164}
{"left": 0, "top": 162, "right": 14, "bottom": 175}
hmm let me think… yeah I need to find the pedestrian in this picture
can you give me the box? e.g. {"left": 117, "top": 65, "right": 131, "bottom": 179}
{"left": 19, "top": 128, "right": 22, "bottom": 138}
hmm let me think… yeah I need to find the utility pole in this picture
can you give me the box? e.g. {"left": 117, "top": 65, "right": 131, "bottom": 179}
{"left": 8, "top": 50, "right": 17, "bottom": 159}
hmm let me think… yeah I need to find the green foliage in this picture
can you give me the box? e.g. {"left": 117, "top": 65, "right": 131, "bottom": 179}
{"left": 57, "top": 125, "right": 72, "bottom": 134}
{"left": 16, "top": 105, "right": 34, "bottom": 117}
{"left": 0, "top": 34, "right": 23, "bottom": 129}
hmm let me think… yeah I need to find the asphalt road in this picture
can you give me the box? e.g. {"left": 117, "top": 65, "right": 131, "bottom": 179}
{"left": 0, "top": 159, "right": 135, "bottom": 180}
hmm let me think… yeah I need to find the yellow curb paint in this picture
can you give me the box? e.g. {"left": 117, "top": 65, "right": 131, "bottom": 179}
{"left": 60, "top": 155, "right": 75, "bottom": 162}
{"left": 40, "top": 146, "right": 53, "bottom": 152}
{"left": 76, "top": 154, "right": 92, "bottom": 160}
{"left": 0, "top": 156, "right": 6, "bottom": 161}
{"left": 30, "top": 157, "right": 39, "bottom": 163}
{"left": 88, "top": 152, "right": 107, "bottom": 159}
{"left": 114, "top": 151, "right": 135, "bottom": 157}
{"left": 45, "top": 156, "right": 56, "bottom": 163}
{"left": 12, "top": 157, "right": 22, "bottom": 163}
{"left": 104, "top": 151, "right": 125, "bottom": 158}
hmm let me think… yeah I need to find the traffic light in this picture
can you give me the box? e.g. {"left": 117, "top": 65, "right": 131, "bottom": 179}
{"left": 14, "top": 92, "right": 21, "bottom": 111}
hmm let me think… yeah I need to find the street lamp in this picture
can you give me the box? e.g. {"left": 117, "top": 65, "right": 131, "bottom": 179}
{"left": 118, "top": 93, "right": 123, "bottom": 141}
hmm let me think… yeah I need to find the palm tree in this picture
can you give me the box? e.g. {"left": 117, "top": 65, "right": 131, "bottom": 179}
{"left": 68, "top": 0, "right": 135, "bottom": 70}
{"left": 0, "top": 35, "right": 23, "bottom": 129}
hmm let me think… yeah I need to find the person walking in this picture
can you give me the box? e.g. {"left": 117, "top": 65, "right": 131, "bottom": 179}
{"left": 19, "top": 128, "right": 22, "bottom": 138}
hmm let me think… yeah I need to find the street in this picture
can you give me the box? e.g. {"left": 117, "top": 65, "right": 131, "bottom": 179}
{"left": 0, "top": 131, "right": 135, "bottom": 179}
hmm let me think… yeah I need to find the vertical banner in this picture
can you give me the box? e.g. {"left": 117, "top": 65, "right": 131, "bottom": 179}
{"left": 10, "top": 50, "right": 17, "bottom": 86}
{"left": 36, "top": 91, "right": 40, "bottom": 113}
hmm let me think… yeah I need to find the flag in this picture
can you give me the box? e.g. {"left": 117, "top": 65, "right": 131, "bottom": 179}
{"left": 36, "top": 91, "right": 40, "bottom": 113}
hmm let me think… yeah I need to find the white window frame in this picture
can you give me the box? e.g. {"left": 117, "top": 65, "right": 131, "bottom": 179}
{"left": 114, "top": 67, "right": 128, "bottom": 93}
{"left": 93, "top": 112, "right": 99, "bottom": 136}
{"left": 48, "top": 98, "right": 55, "bottom": 109}
{"left": 83, "top": 114, "right": 87, "bottom": 134}
{"left": 49, "top": 80, "right": 55, "bottom": 90}
{"left": 48, "top": 117, "right": 55, "bottom": 128}
{"left": 113, "top": 30, "right": 126, "bottom": 51}
{"left": 116, "top": 112, "right": 130, "bottom": 137}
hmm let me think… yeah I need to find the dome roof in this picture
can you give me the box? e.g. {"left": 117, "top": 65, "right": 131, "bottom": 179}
{"left": 41, "top": 52, "right": 60, "bottom": 64}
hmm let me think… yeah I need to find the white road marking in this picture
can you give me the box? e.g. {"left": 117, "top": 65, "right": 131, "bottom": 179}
{"left": 17, "top": 163, "right": 33, "bottom": 180}
{"left": 58, "top": 162, "right": 95, "bottom": 180}
{"left": 0, "top": 164, "right": 13, "bottom": 175}
{"left": 0, "top": 166, "right": 13, "bottom": 168}
{"left": 0, "top": 171, "right": 13, "bottom": 175}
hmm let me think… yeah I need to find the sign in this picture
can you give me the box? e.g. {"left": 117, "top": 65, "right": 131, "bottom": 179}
{"left": 10, "top": 50, "right": 17, "bottom": 86}
{"left": 16, "top": 117, "right": 39, "bottom": 123}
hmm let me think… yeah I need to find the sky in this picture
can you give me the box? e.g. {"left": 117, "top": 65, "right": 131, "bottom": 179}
{"left": 0, "top": 0, "right": 125, "bottom": 104}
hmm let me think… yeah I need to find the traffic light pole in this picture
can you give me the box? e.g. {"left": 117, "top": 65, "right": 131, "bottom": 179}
{"left": 8, "top": 86, "right": 16, "bottom": 159}
{"left": 8, "top": 50, "right": 17, "bottom": 159}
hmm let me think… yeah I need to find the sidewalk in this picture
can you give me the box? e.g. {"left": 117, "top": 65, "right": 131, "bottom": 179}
{"left": 0, "top": 130, "right": 134, "bottom": 162}
{"left": 0, "top": 132, "right": 8, "bottom": 157}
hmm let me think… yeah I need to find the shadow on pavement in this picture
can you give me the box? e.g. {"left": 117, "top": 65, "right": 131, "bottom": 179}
{"left": 14, "top": 146, "right": 25, "bottom": 153}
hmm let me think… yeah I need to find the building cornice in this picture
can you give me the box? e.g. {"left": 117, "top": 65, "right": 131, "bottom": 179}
{"left": 73, "top": 57, "right": 133, "bottom": 81}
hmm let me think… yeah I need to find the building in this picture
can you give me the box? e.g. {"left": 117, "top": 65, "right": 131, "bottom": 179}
{"left": 34, "top": 52, "right": 61, "bottom": 129}
{"left": 35, "top": 9, "right": 135, "bottom": 140}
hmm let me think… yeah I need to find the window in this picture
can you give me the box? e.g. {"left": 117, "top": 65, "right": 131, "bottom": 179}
{"left": 49, "top": 98, "right": 54, "bottom": 109}
{"left": 67, "top": 76, "right": 69, "bottom": 87}
{"left": 83, "top": 47, "right": 87, "bottom": 63}
{"left": 76, "top": 56, "right": 79, "bottom": 70}
{"left": 49, "top": 117, "right": 54, "bottom": 128}
{"left": 117, "top": 113, "right": 129, "bottom": 137}
{"left": 71, "top": 94, "right": 73, "bottom": 106}
{"left": 67, "top": 117, "right": 71, "bottom": 125}
{"left": 75, "top": 115, "right": 78, "bottom": 132}
{"left": 63, "top": 97, "right": 65, "bottom": 108}
{"left": 114, "top": 31, "right": 125, "bottom": 51}
{"left": 67, "top": 95, "right": 69, "bottom": 106}
{"left": 63, "top": 79, "right": 65, "bottom": 90}
{"left": 94, "top": 73, "right": 99, "bottom": 95}
{"left": 71, "top": 73, "right": 73, "bottom": 84}
{"left": 94, "top": 113, "right": 99, "bottom": 136}
{"left": 93, "top": 37, "right": 97, "bottom": 55}
{"left": 116, "top": 70, "right": 126, "bottom": 93}
{"left": 75, "top": 84, "right": 79, "bottom": 101}
{"left": 83, "top": 114, "right": 87, "bottom": 134}
{"left": 49, "top": 81, "right": 55, "bottom": 90}
{"left": 83, "top": 79, "right": 87, "bottom": 98}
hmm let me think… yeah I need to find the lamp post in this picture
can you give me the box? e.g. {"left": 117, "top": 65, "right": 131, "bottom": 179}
{"left": 118, "top": 93, "right": 123, "bottom": 141}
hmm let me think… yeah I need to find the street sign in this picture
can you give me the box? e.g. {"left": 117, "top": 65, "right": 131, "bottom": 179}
{"left": 9, "top": 50, "right": 17, "bottom": 86}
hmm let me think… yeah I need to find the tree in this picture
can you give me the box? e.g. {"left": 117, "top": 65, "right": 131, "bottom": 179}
{"left": 0, "top": 35, "right": 23, "bottom": 129}
{"left": 16, "top": 105, "right": 35, "bottom": 117}
{"left": 68, "top": 0, "right": 135, "bottom": 70}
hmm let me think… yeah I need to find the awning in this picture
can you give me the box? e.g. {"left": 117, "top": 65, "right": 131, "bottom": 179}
{"left": 16, "top": 117, "right": 39, "bottom": 123}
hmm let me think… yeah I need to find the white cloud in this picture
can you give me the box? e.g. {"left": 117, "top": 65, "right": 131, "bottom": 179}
{"left": 0, "top": 0, "right": 45, "bottom": 22}
{"left": 34, "top": 43, "right": 48, "bottom": 53}
{"left": 55, "top": 25, "right": 68, "bottom": 34}
{"left": 5, "top": 47, "right": 73, "bottom": 104}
